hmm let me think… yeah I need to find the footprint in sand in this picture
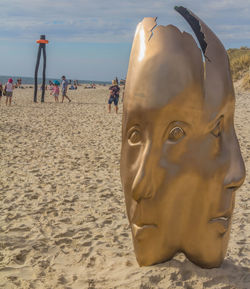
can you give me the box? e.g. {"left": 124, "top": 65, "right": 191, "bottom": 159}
{"left": 13, "top": 249, "right": 30, "bottom": 265}
{"left": 87, "top": 256, "right": 96, "bottom": 268}
{"left": 55, "top": 238, "right": 72, "bottom": 246}
{"left": 82, "top": 241, "right": 92, "bottom": 247}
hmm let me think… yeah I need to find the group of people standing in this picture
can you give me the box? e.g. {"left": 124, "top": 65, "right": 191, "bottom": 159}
{"left": 48, "top": 75, "right": 71, "bottom": 103}
{"left": 1, "top": 76, "right": 124, "bottom": 109}
{"left": 0, "top": 76, "right": 72, "bottom": 106}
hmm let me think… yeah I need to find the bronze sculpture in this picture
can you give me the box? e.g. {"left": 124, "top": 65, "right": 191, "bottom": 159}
{"left": 120, "top": 6, "right": 246, "bottom": 268}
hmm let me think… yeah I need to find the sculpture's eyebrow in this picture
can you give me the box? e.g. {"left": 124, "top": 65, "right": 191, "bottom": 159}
{"left": 134, "top": 93, "right": 146, "bottom": 99}
{"left": 127, "top": 123, "right": 141, "bottom": 130}
{"left": 126, "top": 116, "right": 143, "bottom": 131}
{"left": 208, "top": 115, "right": 224, "bottom": 131}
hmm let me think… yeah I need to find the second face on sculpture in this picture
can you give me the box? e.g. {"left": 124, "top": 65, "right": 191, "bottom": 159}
{"left": 120, "top": 10, "right": 246, "bottom": 268}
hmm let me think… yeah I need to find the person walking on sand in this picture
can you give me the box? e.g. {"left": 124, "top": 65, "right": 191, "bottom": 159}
{"left": 48, "top": 80, "right": 54, "bottom": 94}
{"left": 108, "top": 79, "right": 120, "bottom": 113}
{"left": 53, "top": 80, "right": 60, "bottom": 102}
{"left": 61, "top": 75, "right": 71, "bottom": 103}
{"left": 5, "top": 78, "right": 14, "bottom": 106}
{"left": 0, "top": 82, "right": 3, "bottom": 102}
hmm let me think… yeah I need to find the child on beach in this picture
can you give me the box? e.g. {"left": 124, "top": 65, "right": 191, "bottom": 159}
{"left": 53, "top": 80, "right": 60, "bottom": 102}
{"left": 48, "top": 80, "right": 54, "bottom": 93}
{"left": 5, "top": 78, "right": 14, "bottom": 106}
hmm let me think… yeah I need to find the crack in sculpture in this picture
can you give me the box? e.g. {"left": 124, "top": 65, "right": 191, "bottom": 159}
{"left": 148, "top": 17, "right": 158, "bottom": 42}
{"left": 175, "top": 6, "right": 207, "bottom": 55}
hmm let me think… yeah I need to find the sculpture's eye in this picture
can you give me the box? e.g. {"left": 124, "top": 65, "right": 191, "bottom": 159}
{"left": 211, "top": 117, "right": 223, "bottom": 137}
{"left": 128, "top": 128, "right": 142, "bottom": 145}
{"left": 168, "top": 127, "right": 185, "bottom": 142}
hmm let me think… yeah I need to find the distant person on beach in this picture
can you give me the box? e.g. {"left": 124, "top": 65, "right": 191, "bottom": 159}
{"left": 48, "top": 81, "right": 54, "bottom": 95}
{"left": 108, "top": 79, "right": 120, "bottom": 113}
{"left": 0, "top": 82, "right": 3, "bottom": 101}
{"left": 48, "top": 80, "right": 53, "bottom": 89}
{"left": 61, "top": 75, "right": 71, "bottom": 103}
{"left": 53, "top": 80, "right": 60, "bottom": 102}
{"left": 5, "top": 78, "right": 14, "bottom": 106}
{"left": 69, "top": 83, "right": 74, "bottom": 90}
{"left": 16, "top": 78, "right": 22, "bottom": 88}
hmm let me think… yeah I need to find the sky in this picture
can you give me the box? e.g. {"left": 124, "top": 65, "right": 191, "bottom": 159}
{"left": 0, "top": 0, "right": 249, "bottom": 81}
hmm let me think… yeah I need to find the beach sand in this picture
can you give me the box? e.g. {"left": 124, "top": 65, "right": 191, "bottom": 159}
{"left": 0, "top": 85, "right": 249, "bottom": 289}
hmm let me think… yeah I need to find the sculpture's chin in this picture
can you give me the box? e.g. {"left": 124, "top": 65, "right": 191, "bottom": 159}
{"left": 135, "top": 250, "right": 176, "bottom": 267}
{"left": 184, "top": 251, "right": 225, "bottom": 269}
{"left": 182, "top": 225, "right": 230, "bottom": 268}
{"left": 133, "top": 235, "right": 178, "bottom": 267}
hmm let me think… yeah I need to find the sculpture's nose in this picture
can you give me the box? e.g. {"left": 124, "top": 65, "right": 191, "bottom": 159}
{"left": 224, "top": 130, "right": 246, "bottom": 190}
{"left": 131, "top": 141, "right": 154, "bottom": 202}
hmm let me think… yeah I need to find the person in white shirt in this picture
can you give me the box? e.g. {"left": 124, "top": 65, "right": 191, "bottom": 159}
{"left": 5, "top": 78, "right": 14, "bottom": 106}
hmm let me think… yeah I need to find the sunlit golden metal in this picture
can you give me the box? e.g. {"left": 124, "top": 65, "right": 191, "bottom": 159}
{"left": 120, "top": 6, "right": 246, "bottom": 268}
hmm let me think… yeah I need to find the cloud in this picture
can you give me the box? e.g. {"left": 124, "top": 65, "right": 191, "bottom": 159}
{"left": 0, "top": 0, "right": 249, "bottom": 45}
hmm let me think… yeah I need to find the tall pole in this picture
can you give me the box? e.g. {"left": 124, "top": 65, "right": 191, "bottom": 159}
{"left": 41, "top": 43, "right": 46, "bottom": 103}
{"left": 34, "top": 46, "right": 41, "bottom": 103}
{"left": 34, "top": 35, "right": 49, "bottom": 103}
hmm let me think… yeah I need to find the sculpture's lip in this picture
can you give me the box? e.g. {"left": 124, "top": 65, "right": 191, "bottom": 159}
{"left": 133, "top": 223, "right": 157, "bottom": 229}
{"left": 209, "top": 214, "right": 231, "bottom": 233}
{"left": 132, "top": 223, "right": 157, "bottom": 239}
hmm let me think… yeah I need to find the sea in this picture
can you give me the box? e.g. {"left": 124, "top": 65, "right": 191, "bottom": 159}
{"left": 0, "top": 75, "right": 110, "bottom": 85}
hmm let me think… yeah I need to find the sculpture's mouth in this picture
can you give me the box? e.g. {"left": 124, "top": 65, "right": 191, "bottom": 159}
{"left": 132, "top": 223, "right": 157, "bottom": 239}
{"left": 209, "top": 214, "right": 231, "bottom": 233}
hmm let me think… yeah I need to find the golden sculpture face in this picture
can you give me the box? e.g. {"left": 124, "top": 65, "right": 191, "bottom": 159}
{"left": 120, "top": 7, "right": 246, "bottom": 268}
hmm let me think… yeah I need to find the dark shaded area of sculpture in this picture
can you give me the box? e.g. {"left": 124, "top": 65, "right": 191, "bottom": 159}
{"left": 175, "top": 6, "right": 207, "bottom": 55}
{"left": 34, "top": 35, "right": 48, "bottom": 103}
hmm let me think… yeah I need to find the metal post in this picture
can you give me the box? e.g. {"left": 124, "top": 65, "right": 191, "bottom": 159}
{"left": 34, "top": 35, "right": 49, "bottom": 103}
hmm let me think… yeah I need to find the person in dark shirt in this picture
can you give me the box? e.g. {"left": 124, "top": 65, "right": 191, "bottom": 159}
{"left": 108, "top": 80, "right": 120, "bottom": 113}
{"left": 0, "top": 82, "right": 2, "bottom": 101}
{"left": 61, "top": 75, "right": 71, "bottom": 103}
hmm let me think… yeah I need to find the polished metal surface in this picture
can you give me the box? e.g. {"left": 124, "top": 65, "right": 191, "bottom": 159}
{"left": 120, "top": 7, "right": 246, "bottom": 268}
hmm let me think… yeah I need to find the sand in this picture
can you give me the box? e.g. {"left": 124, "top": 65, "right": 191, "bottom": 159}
{"left": 0, "top": 85, "right": 249, "bottom": 289}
